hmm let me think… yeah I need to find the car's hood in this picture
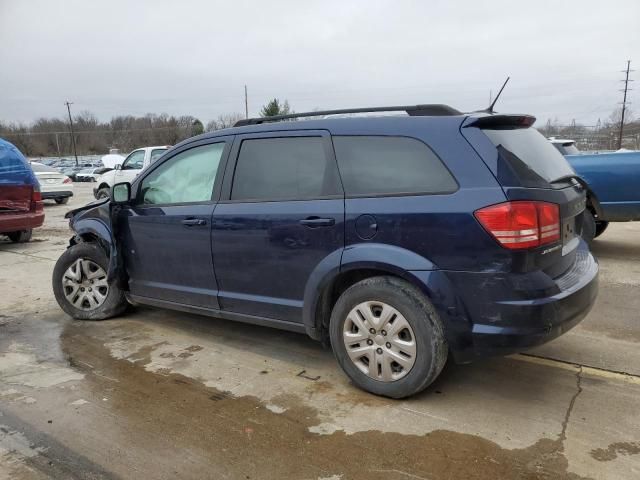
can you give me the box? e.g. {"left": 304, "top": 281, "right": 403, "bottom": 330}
{"left": 65, "top": 197, "right": 110, "bottom": 220}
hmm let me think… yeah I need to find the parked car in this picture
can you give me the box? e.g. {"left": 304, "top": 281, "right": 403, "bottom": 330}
{"left": 94, "top": 146, "right": 170, "bottom": 199}
{"left": 52, "top": 105, "right": 598, "bottom": 398}
{"left": 30, "top": 162, "right": 74, "bottom": 204}
{"left": 75, "top": 167, "right": 111, "bottom": 182}
{"left": 62, "top": 163, "right": 96, "bottom": 181}
{"left": 0, "top": 138, "right": 44, "bottom": 242}
{"left": 549, "top": 138, "right": 640, "bottom": 242}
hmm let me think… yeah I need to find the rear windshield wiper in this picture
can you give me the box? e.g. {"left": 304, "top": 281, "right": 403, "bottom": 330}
{"left": 549, "top": 174, "right": 580, "bottom": 185}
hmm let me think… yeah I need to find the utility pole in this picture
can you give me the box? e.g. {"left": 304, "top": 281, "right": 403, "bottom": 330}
{"left": 64, "top": 101, "right": 79, "bottom": 165}
{"left": 618, "top": 60, "right": 634, "bottom": 150}
{"left": 244, "top": 85, "right": 249, "bottom": 119}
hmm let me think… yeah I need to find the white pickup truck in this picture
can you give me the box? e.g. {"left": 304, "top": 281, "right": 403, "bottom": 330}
{"left": 93, "top": 145, "right": 170, "bottom": 199}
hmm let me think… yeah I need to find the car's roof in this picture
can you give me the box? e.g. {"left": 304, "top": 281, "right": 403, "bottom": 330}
{"left": 171, "top": 111, "right": 536, "bottom": 152}
{"left": 175, "top": 113, "right": 468, "bottom": 149}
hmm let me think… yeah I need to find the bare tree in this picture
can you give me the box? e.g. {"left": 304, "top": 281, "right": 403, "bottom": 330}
{"left": 206, "top": 112, "right": 245, "bottom": 132}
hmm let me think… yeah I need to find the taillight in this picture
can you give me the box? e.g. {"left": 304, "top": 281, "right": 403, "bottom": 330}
{"left": 475, "top": 201, "right": 560, "bottom": 250}
{"left": 63, "top": 176, "right": 72, "bottom": 184}
{"left": 31, "top": 187, "right": 44, "bottom": 213}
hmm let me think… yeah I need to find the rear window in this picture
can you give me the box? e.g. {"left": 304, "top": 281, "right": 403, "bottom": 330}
{"left": 31, "top": 163, "right": 60, "bottom": 173}
{"left": 483, "top": 128, "right": 575, "bottom": 188}
{"left": 332, "top": 136, "right": 458, "bottom": 196}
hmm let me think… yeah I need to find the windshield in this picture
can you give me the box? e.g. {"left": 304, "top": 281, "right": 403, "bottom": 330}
{"left": 483, "top": 128, "right": 576, "bottom": 188}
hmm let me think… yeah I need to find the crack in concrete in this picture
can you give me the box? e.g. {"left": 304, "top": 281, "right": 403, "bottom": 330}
{"left": 520, "top": 352, "right": 640, "bottom": 379}
{"left": 560, "top": 365, "right": 583, "bottom": 444}
{"left": 0, "top": 249, "right": 54, "bottom": 262}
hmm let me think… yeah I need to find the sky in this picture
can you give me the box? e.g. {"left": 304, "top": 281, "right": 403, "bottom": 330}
{"left": 0, "top": 0, "right": 638, "bottom": 127}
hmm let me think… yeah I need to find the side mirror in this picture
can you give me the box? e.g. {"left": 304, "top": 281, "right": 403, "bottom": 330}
{"left": 112, "top": 182, "right": 131, "bottom": 204}
{"left": 114, "top": 164, "right": 122, "bottom": 170}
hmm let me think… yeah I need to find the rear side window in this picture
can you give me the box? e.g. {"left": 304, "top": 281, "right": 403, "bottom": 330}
{"left": 231, "top": 137, "right": 340, "bottom": 201}
{"left": 332, "top": 136, "right": 457, "bottom": 196}
{"left": 483, "top": 128, "right": 575, "bottom": 188}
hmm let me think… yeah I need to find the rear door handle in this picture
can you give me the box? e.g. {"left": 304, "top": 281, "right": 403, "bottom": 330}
{"left": 182, "top": 218, "right": 207, "bottom": 227}
{"left": 299, "top": 217, "right": 335, "bottom": 228}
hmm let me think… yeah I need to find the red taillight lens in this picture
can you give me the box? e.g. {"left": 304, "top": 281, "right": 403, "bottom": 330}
{"left": 63, "top": 176, "right": 72, "bottom": 184}
{"left": 31, "top": 188, "right": 44, "bottom": 212}
{"left": 475, "top": 201, "right": 560, "bottom": 250}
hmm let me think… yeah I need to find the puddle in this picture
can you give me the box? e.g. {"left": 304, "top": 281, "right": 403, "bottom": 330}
{"left": 59, "top": 321, "right": 592, "bottom": 480}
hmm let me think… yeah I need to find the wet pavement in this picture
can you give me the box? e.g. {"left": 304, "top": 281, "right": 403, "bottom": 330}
{"left": 1, "top": 184, "right": 639, "bottom": 479}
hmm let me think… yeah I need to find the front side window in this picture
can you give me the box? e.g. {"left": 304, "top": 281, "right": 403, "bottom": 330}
{"left": 332, "top": 136, "right": 458, "bottom": 196}
{"left": 140, "top": 143, "right": 225, "bottom": 205}
{"left": 122, "top": 150, "right": 145, "bottom": 170}
{"left": 231, "top": 136, "right": 340, "bottom": 201}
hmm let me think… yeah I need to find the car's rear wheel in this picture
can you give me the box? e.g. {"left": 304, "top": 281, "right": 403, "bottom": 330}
{"left": 55, "top": 197, "right": 69, "bottom": 205}
{"left": 7, "top": 229, "right": 32, "bottom": 243}
{"left": 329, "top": 276, "right": 447, "bottom": 398}
{"left": 52, "top": 242, "right": 127, "bottom": 320}
{"left": 96, "top": 187, "right": 110, "bottom": 199}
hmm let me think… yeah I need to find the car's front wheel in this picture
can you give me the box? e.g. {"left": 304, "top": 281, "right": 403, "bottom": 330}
{"left": 96, "top": 187, "right": 110, "bottom": 199}
{"left": 55, "top": 197, "right": 69, "bottom": 205}
{"left": 329, "top": 276, "right": 447, "bottom": 398}
{"left": 52, "top": 242, "right": 128, "bottom": 320}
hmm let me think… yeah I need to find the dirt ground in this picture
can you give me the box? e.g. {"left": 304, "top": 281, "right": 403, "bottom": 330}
{"left": 1, "top": 183, "right": 639, "bottom": 480}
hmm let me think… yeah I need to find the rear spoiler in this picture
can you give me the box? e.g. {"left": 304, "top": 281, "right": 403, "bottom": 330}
{"left": 464, "top": 114, "right": 536, "bottom": 129}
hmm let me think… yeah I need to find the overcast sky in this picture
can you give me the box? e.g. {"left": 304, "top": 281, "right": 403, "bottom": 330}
{"left": 1, "top": 0, "right": 638, "bottom": 126}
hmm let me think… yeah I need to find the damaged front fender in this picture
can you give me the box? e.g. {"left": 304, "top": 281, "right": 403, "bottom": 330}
{"left": 65, "top": 198, "right": 122, "bottom": 283}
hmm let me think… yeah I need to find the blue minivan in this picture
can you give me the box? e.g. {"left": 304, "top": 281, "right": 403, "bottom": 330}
{"left": 52, "top": 105, "right": 598, "bottom": 398}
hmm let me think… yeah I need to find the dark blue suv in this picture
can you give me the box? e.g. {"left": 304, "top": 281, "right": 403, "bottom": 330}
{"left": 52, "top": 105, "right": 598, "bottom": 398}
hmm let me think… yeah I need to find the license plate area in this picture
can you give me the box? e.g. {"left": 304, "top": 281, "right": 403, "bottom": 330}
{"left": 561, "top": 216, "right": 579, "bottom": 256}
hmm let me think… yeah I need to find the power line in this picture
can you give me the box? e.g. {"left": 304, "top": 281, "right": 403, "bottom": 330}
{"left": 1, "top": 124, "right": 189, "bottom": 137}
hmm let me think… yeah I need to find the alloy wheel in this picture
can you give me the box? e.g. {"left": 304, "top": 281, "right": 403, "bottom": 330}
{"left": 62, "top": 258, "right": 109, "bottom": 310}
{"left": 342, "top": 301, "right": 417, "bottom": 382}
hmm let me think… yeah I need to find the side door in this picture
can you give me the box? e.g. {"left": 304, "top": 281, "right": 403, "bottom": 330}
{"left": 116, "top": 149, "right": 145, "bottom": 184}
{"left": 212, "top": 131, "right": 344, "bottom": 323}
{"left": 120, "top": 138, "right": 231, "bottom": 308}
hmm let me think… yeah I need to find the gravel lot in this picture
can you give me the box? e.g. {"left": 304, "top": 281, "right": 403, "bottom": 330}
{"left": 1, "top": 183, "right": 639, "bottom": 479}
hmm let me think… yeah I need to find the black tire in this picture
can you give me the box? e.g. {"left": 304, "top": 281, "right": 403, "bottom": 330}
{"left": 55, "top": 197, "right": 69, "bottom": 205}
{"left": 96, "top": 187, "right": 110, "bottom": 199}
{"left": 52, "top": 242, "right": 128, "bottom": 320}
{"left": 595, "top": 220, "right": 609, "bottom": 238}
{"left": 582, "top": 209, "right": 596, "bottom": 245}
{"left": 329, "top": 276, "right": 447, "bottom": 399}
{"left": 7, "top": 229, "right": 32, "bottom": 243}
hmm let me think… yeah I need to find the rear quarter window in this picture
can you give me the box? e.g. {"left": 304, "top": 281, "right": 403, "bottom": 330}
{"left": 332, "top": 136, "right": 458, "bottom": 197}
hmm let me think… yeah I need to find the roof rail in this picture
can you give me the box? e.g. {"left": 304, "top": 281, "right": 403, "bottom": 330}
{"left": 233, "top": 104, "right": 462, "bottom": 127}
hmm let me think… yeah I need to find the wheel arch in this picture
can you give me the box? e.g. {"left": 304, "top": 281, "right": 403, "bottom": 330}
{"left": 302, "top": 243, "right": 438, "bottom": 341}
{"left": 575, "top": 177, "right": 604, "bottom": 219}
{"left": 69, "top": 218, "right": 120, "bottom": 284}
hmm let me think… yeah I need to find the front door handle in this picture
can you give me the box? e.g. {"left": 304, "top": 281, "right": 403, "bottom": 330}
{"left": 182, "top": 218, "right": 207, "bottom": 227}
{"left": 299, "top": 217, "right": 335, "bottom": 228}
